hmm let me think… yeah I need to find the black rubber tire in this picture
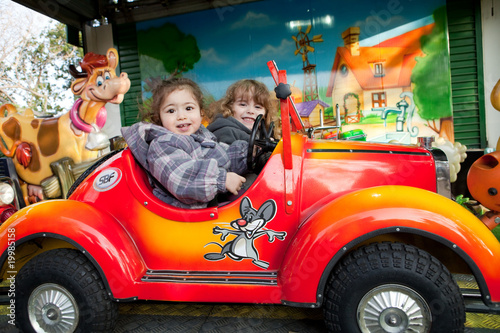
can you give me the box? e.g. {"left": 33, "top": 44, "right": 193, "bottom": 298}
{"left": 16, "top": 248, "right": 118, "bottom": 333}
{"left": 323, "top": 242, "right": 465, "bottom": 333}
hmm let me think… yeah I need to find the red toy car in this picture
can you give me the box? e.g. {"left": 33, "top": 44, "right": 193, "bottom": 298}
{"left": 1, "top": 62, "right": 499, "bottom": 333}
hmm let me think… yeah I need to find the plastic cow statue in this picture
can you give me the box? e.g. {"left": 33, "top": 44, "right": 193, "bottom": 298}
{"left": 0, "top": 48, "right": 130, "bottom": 204}
{"left": 467, "top": 151, "right": 500, "bottom": 230}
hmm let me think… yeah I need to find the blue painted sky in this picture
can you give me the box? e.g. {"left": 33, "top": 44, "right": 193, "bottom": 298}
{"left": 137, "top": 0, "right": 445, "bottom": 99}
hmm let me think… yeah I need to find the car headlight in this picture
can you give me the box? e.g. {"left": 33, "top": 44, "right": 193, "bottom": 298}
{"left": 431, "top": 148, "right": 451, "bottom": 199}
{"left": 0, "top": 182, "right": 15, "bottom": 206}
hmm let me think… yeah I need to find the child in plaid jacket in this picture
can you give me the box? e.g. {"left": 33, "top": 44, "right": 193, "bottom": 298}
{"left": 121, "top": 78, "right": 247, "bottom": 209}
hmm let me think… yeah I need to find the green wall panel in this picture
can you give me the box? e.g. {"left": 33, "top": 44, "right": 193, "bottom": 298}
{"left": 114, "top": 23, "right": 142, "bottom": 127}
{"left": 447, "top": 0, "right": 487, "bottom": 148}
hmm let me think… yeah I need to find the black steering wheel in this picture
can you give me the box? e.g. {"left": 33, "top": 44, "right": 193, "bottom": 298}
{"left": 247, "top": 114, "right": 276, "bottom": 172}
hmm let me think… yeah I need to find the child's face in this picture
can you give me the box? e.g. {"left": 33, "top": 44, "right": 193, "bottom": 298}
{"left": 160, "top": 88, "right": 202, "bottom": 135}
{"left": 232, "top": 94, "right": 266, "bottom": 130}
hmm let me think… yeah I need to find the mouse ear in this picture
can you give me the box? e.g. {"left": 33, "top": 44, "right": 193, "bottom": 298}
{"left": 257, "top": 200, "right": 277, "bottom": 221}
{"left": 240, "top": 197, "right": 251, "bottom": 215}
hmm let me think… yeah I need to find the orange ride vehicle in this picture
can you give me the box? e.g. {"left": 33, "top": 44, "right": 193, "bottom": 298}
{"left": 0, "top": 62, "right": 499, "bottom": 333}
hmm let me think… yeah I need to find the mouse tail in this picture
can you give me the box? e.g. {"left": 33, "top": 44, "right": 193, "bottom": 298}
{"left": 204, "top": 242, "right": 223, "bottom": 249}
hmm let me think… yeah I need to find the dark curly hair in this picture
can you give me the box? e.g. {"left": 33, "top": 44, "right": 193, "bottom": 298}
{"left": 141, "top": 77, "right": 205, "bottom": 126}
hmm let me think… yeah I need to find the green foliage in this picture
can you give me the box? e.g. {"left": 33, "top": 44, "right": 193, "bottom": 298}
{"left": 411, "top": 6, "right": 452, "bottom": 121}
{"left": 454, "top": 194, "right": 484, "bottom": 216}
{"left": 454, "top": 195, "right": 500, "bottom": 241}
{"left": 454, "top": 194, "right": 470, "bottom": 206}
{"left": 324, "top": 106, "right": 333, "bottom": 118}
{"left": 137, "top": 23, "right": 201, "bottom": 87}
{"left": 318, "top": 86, "right": 329, "bottom": 104}
{"left": 493, "top": 227, "right": 500, "bottom": 242}
{"left": 343, "top": 92, "right": 361, "bottom": 115}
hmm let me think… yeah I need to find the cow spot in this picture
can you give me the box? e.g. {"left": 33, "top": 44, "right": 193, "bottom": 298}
{"left": 38, "top": 118, "right": 60, "bottom": 156}
{"left": 28, "top": 142, "right": 41, "bottom": 172}
{"left": 31, "top": 119, "right": 40, "bottom": 129}
{"left": 2, "top": 118, "right": 21, "bottom": 141}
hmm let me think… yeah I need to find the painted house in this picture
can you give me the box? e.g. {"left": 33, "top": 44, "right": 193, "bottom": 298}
{"left": 296, "top": 100, "right": 330, "bottom": 128}
{"left": 326, "top": 22, "right": 435, "bottom": 123}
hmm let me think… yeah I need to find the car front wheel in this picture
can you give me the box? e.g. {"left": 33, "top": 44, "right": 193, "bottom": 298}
{"left": 16, "top": 248, "right": 118, "bottom": 333}
{"left": 323, "top": 242, "right": 465, "bottom": 333}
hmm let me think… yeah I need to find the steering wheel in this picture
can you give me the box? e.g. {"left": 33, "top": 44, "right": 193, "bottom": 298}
{"left": 247, "top": 114, "right": 276, "bottom": 172}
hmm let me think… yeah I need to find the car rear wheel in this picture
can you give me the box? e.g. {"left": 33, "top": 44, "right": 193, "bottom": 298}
{"left": 16, "top": 248, "right": 118, "bottom": 333}
{"left": 323, "top": 242, "right": 465, "bottom": 333}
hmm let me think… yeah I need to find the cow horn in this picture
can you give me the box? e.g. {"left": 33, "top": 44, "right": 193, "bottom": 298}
{"left": 69, "top": 64, "right": 87, "bottom": 78}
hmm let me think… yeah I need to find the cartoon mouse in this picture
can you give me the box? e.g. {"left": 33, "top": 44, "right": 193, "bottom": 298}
{"left": 204, "top": 197, "right": 286, "bottom": 269}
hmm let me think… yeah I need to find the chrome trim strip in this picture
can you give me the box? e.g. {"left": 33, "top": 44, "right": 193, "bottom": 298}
{"left": 141, "top": 270, "right": 279, "bottom": 285}
{"left": 306, "top": 148, "right": 430, "bottom": 156}
{"left": 145, "top": 270, "right": 277, "bottom": 277}
{"left": 141, "top": 276, "right": 277, "bottom": 285}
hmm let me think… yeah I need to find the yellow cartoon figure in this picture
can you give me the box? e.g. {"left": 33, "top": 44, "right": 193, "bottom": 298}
{"left": 0, "top": 48, "right": 130, "bottom": 204}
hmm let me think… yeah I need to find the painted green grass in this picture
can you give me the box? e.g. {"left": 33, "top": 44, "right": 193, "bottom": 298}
{"left": 357, "top": 113, "right": 398, "bottom": 125}
{"left": 323, "top": 106, "right": 399, "bottom": 125}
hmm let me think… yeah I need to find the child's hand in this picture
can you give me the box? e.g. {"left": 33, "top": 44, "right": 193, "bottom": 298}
{"left": 225, "top": 172, "right": 246, "bottom": 195}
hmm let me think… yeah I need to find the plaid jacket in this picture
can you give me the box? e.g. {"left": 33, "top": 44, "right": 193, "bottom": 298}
{"left": 121, "top": 122, "right": 248, "bottom": 209}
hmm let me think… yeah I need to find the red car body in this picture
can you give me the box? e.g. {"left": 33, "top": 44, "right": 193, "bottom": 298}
{"left": 0, "top": 63, "right": 498, "bottom": 332}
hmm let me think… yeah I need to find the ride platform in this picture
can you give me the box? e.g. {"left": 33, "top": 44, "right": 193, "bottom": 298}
{"left": 0, "top": 274, "right": 498, "bottom": 332}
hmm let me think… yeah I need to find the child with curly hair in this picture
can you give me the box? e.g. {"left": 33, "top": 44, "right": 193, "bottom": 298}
{"left": 121, "top": 77, "right": 247, "bottom": 209}
{"left": 207, "top": 79, "right": 278, "bottom": 144}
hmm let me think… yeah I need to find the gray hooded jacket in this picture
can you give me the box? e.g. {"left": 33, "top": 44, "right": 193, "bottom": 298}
{"left": 207, "top": 115, "right": 251, "bottom": 144}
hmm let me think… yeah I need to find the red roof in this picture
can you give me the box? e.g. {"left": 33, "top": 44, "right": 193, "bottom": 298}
{"left": 326, "top": 23, "right": 434, "bottom": 97}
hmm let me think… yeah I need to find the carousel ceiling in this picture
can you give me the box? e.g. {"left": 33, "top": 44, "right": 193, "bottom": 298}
{"left": 14, "top": 0, "right": 261, "bottom": 29}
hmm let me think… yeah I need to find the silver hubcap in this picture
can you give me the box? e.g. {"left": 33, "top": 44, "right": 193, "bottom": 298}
{"left": 28, "top": 283, "right": 79, "bottom": 333}
{"left": 357, "top": 284, "right": 431, "bottom": 333}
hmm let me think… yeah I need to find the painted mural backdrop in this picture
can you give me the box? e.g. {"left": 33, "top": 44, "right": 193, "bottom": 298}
{"left": 136, "top": 0, "right": 451, "bottom": 144}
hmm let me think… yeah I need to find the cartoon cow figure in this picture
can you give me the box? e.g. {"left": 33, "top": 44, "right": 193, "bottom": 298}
{"left": 0, "top": 48, "right": 130, "bottom": 203}
{"left": 204, "top": 197, "right": 286, "bottom": 269}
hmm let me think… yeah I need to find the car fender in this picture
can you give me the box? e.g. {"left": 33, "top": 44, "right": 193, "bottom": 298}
{"left": 0, "top": 199, "right": 146, "bottom": 300}
{"left": 280, "top": 185, "right": 500, "bottom": 306}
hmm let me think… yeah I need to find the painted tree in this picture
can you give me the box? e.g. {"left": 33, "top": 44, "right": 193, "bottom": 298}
{"left": 137, "top": 22, "right": 201, "bottom": 91}
{"left": 0, "top": 1, "right": 82, "bottom": 114}
{"left": 411, "top": 6, "right": 454, "bottom": 141}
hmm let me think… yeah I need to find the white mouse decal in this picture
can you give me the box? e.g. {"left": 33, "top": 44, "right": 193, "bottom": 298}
{"left": 204, "top": 197, "right": 286, "bottom": 269}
